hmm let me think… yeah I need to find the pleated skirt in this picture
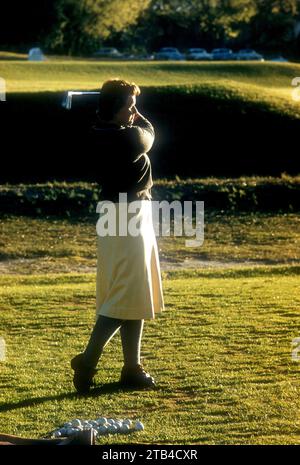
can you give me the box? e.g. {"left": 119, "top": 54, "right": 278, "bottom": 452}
{"left": 96, "top": 200, "right": 165, "bottom": 320}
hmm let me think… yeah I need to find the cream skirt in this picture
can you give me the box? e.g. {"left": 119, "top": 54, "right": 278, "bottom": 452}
{"left": 96, "top": 200, "right": 165, "bottom": 320}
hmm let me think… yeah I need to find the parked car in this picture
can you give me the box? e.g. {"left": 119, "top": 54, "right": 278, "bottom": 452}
{"left": 136, "top": 53, "right": 155, "bottom": 61}
{"left": 145, "top": 54, "right": 155, "bottom": 61}
{"left": 119, "top": 52, "right": 155, "bottom": 61}
{"left": 93, "top": 47, "right": 123, "bottom": 58}
{"left": 121, "top": 53, "right": 137, "bottom": 60}
{"left": 186, "top": 48, "right": 212, "bottom": 60}
{"left": 235, "top": 49, "right": 264, "bottom": 61}
{"left": 28, "top": 47, "right": 45, "bottom": 61}
{"left": 211, "top": 48, "right": 234, "bottom": 60}
{"left": 154, "top": 47, "right": 184, "bottom": 60}
{"left": 270, "top": 56, "right": 289, "bottom": 62}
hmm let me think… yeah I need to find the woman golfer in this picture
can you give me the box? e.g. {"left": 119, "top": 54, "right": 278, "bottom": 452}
{"left": 71, "top": 78, "right": 164, "bottom": 393}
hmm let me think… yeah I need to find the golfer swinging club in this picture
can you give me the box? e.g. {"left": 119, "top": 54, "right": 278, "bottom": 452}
{"left": 71, "top": 78, "right": 165, "bottom": 393}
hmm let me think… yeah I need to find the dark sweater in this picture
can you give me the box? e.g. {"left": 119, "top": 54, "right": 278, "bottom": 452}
{"left": 91, "top": 114, "right": 155, "bottom": 202}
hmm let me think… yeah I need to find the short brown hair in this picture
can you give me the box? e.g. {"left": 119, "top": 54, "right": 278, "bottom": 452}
{"left": 97, "top": 78, "right": 141, "bottom": 121}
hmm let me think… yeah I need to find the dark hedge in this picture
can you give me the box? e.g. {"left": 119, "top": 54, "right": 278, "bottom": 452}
{"left": 0, "top": 177, "right": 299, "bottom": 217}
{"left": 1, "top": 87, "right": 299, "bottom": 183}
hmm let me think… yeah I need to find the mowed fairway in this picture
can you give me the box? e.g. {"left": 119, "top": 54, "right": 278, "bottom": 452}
{"left": 1, "top": 56, "right": 300, "bottom": 444}
{"left": 1, "top": 60, "right": 300, "bottom": 118}
{"left": 1, "top": 266, "right": 300, "bottom": 444}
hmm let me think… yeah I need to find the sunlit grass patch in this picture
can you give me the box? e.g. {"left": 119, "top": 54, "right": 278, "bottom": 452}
{"left": 1, "top": 61, "right": 300, "bottom": 118}
{"left": 0, "top": 266, "right": 300, "bottom": 444}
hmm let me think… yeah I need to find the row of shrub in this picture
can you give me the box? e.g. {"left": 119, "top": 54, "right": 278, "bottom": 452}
{"left": 0, "top": 176, "right": 299, "bottom": 217}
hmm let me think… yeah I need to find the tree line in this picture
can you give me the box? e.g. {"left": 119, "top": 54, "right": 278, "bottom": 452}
{"left": 1, "top": 0, "right": 300, "bottom": 56}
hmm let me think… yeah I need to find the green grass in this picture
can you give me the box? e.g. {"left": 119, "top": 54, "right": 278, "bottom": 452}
{"left": 1, "top": 210, "right": 300, "bottom": 443}
{"left": 0, "top": 51, "right": 28, "bottom": 60}
{"left": 0, "top": 212, "right": 299, "bottom": 274}
{"left": 1, "top": 60, "right": 300, "bottom": 118}
{"left": 1, "top": 266, "right": 300, "bottom": 444}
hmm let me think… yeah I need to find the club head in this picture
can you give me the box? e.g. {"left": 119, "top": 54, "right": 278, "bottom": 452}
{"left": 60, "top": 429, "right": 96, "bottom": 446}
{"left": 62, "top": 91, "right": 100, "bottom": 110}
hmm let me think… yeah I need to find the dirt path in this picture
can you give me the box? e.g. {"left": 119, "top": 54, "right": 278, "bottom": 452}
{"left": 0, "top": 256, "right": 294, "bottom": 275}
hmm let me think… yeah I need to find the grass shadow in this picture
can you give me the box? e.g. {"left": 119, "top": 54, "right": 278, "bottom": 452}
{"left": 0, "top": 382, "right": 133, "bottom": 414}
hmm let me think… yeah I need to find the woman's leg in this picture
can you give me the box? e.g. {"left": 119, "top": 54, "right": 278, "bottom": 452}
{"left": 120, "top": 319, "right": 144, "bottom": 367}
{"left": 71, "top": 315, "right": 123, "bottom": 393}
{"left": 81, "top": 315, "right": 123, "bottom": 368}
{"left": 119, "top": 319, "right": 155, "bottom": 388}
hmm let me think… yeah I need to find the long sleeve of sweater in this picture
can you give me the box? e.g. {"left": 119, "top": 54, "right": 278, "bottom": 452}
{"left": 125, "top": 115, "right": 155, "bottom": 157}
